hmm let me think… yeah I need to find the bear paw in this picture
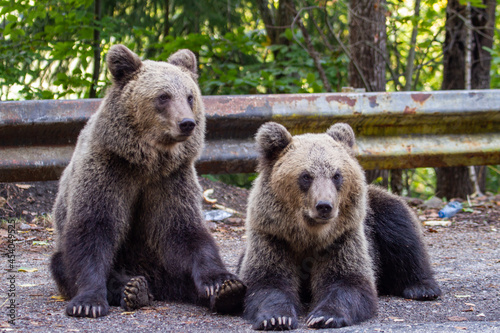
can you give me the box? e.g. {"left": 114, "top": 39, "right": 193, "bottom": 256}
{"left": 121, "top": 276, "right": 154, "bottom": 311}
{"left": 402, "top": 281, "right": 441, "bottom": 301}
{"left": 306, "top": 313, "right": 349, "bottom": 329}
{"left": 66, "top": 293, "right": 109, "bottom": 318}
{"left": 253, "top": 315, "right": 298, "bottom": 331}
{"left": 212, "top": 279, "right": 246, "bottom": 314}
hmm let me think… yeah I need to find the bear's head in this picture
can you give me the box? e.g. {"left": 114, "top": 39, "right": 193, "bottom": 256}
{"left": 101, "top": 44, "right": 204, "bottom": 159}
{"left": 253, "top": 122, "right": 367, "bottom": 244}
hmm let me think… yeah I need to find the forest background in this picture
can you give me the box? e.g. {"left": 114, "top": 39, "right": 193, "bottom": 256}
{"left": 1, "top": 0, "right": 499, "bottom": 199}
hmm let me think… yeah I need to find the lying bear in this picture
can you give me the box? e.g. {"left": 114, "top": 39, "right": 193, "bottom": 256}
{"left": 238, "top": 122, "right": 441, "bottom": 330}
{"left": 50, "top": 44, "right": 245, "bottom": 318}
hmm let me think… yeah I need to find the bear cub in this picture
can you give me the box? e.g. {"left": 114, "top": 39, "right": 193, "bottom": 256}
{"left": 238, "top": 122, "right": 441, "bottom": 330}
{"left": 50, "top": 44, "right": 245, "bottom": 318}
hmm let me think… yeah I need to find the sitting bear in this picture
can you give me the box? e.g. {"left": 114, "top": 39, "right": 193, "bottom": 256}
{"left": 238, "top": 122, "right": 441, "bottom": 330}
{"left": 50, "top": 44, "right": 245, "bottom": 318}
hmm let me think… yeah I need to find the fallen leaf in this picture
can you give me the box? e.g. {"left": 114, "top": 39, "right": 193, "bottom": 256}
{"left": 15, "top": 184, "right": 32, "bottom": 190}
{"left": 121, "top": 311, "right": 136, "bottom": 315}
{"left": 448, "top": 316, "right": 467, "bottom": 322}
{"left": 18, "top": 267, "right": 38, "bottom": 273}
{"left": 455, "top": 295, "right": 471, "bottom": 298}
{"left": 0, "top": 197, "right": 6, "bottom": 207}
{"left": 32, "top": 241, "right": 49, "bottom": 246}
{"left": 388, "top": 316, "right": 404, "bottom": 322}
{"left": 476, "top": 313, "right": 486, "bottom": 317}
{"left": 50, "top": 295, "right": 66, "bottom": 301}
{"left": 454, "top": 327, "right": 467, "bottom": 330}
{"left": 462, "top": 307, "right": 474, "bottom": 312}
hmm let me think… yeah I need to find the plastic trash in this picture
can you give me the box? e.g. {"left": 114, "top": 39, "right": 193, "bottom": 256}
{"left": 204, "top": 210, "right": 233, "bottom": 221}
{"left": 438, "top": 201, "right": 462, "bottom": 218}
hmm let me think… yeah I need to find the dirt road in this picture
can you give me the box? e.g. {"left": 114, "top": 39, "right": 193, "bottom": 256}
{"left": 0, "top": 180, "right": 499, "bottom": 332}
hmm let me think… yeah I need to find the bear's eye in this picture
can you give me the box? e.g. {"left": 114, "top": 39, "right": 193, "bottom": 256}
{"left": 298, "top": 172, "right": 313, "bottom": 192}
{"left": 187, "top": 95, "right": 194, "bottom": 107}
{"left": 158, "top": 93, "right": 171, "bottom": 103}
{"left": 332, "top": 172, "right": 343, "bottom": 190}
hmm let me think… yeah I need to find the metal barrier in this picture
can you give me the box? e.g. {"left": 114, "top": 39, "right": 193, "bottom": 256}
{"left": 1, "top": 90, "right": 500, "bottom": 182}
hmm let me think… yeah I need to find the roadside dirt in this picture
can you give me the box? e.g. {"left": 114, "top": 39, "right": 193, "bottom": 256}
{"left": 0, "top": 180, "right": 499, "bottom": 332}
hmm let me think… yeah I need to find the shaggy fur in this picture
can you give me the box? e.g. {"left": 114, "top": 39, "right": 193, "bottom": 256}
{"left": 238, "top": 122, "right": 441, "bottom": 330}
{"left": 50, "top": 45, "right": 245, "bottom": 318}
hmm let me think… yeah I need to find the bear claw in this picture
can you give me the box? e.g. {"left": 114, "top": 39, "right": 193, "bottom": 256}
{"left": 121, "top": 276, "right": 153, "bottom": 311}
{"left": 66, "top": 293, "right": 108, "bottom": 318}
{"left": 255, "top": 316, "right": 296, "bottom": 330}
{"left": 306, "top": 314, "right": 348, "bottom": 329}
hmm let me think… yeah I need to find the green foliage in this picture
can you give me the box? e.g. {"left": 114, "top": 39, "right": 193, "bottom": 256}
{"left": 486, "top": 165, "right": 500, "bottom": 194}
{"left": 203, "top": 173, "right": 258, "bottom": 189}
{"left": 386, "top": 0, "right": 446, "bottom": 91}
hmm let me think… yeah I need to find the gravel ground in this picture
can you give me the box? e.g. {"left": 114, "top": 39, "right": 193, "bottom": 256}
{"left": 0, "top": 180, "right": 499, "bottom": 332}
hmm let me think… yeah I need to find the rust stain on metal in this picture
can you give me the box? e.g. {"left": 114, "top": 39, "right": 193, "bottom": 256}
{"left": 325, "top": 95, "right": 357, "bottom": 107}
{"left": 404, "top": 106, "right": 417, "bottom": 114}
{"left": 203, "top": 96, "right": 271, "bottom": 116}
{"left": 368, "top": 96, "right": 379, "bottom": 108}
{"left": 411, "top": 93, "right": 431, "bottom": 105}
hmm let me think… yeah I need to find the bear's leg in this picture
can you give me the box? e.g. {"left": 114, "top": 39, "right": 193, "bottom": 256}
{"left": 62, "top": 225, "right": 114, "bottom": 318}
{"left": 240, "top": 236, "right": 300, "bottom": 330}
{"left": 50, "top": 251, "right": 74, "bottom": 299}
{"left": 307, "top": 275, "right": 377, "bottom": 329}
{"left": 60, "top": 180, "right": 137, "bottom": 318}
{"left": 306, "top": 240, "right": 378, "bottom": 329}
{"left": 368, "top": 187, "right": 441, "bottom": 300}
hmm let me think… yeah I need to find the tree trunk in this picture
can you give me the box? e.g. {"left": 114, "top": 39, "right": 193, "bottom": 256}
{"left": 348, "top": 0, "right": 387, "bottom": 92}
{"left": 471, "top": 0, "right": 496, "bottom": 193}
{"left": 436, "top": 0, "right": 495, "bottom": 199}
{"left": 348, "top": 0, "right": 389, "bottom": 185}
{"left": 254, "top": 0, "right": 294, "bottom": 46}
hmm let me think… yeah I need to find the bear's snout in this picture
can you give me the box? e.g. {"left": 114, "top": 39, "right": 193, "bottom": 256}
{"left": 316, "top": 201, "right": 333, "bottom": 219}
{"left": 179, "top": 118, "right": 196, "bottom": 135}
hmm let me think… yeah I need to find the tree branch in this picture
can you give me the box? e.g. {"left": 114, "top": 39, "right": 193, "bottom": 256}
{"left": 291, "top": 7, "right": 332, "bottom": 91}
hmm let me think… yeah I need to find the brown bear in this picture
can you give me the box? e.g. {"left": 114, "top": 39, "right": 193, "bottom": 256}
{"left": 50, "top": 44, "right": 245, "bottom": 318}
{"left": 238, "top": 122, "right": 441, "bottom": 330}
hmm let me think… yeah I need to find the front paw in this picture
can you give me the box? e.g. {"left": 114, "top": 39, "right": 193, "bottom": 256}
{"left": 253, "top": 314, "right": 298, "bottom": 331}
{"left": 402, "top": 280, "right": 441, "bottom": 300}
{"left": 66, "top": 292, "right": 109, "bottom": 318}
{"left": 306, "top": 312, "right": 349, "bottom": 329}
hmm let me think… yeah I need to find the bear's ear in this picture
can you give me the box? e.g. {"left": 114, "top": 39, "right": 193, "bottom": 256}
{"left": 256, "top": 122, "right": 293, "bottom": 162}
{"left": 168, "top": 49, "right": 198, "bottom": 77}
{"left": 326, "top": 123, "right": 356, "bottom": 150}
{"left": 107, "top": 45, "right": 142, "bottom": 83}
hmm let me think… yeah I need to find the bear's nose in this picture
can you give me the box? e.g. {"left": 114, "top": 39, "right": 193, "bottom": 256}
{"left": 179, "top": 118, "right": 196, "bottom": 135}
{"left": 316, "top": 201, "right": 333, "bottom": 217}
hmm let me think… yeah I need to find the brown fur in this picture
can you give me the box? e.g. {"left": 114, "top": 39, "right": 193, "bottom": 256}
{"left": 239, "top": 122, "right": 440, "bottom": 330}
{"left": 50, "top": 44, "right": 245, "bottom": 318}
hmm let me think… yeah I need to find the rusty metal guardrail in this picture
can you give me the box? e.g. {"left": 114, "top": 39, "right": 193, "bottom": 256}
{"left": 1, "top": 90, "right": 500, "bottom": 182}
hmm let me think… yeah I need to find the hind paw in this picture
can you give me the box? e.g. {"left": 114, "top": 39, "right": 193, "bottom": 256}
{"left": 121, "top": 276, "right": 153, "bottom": 311}
{"left": 212, "top": 279, "right": 246, "bottom": 314}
